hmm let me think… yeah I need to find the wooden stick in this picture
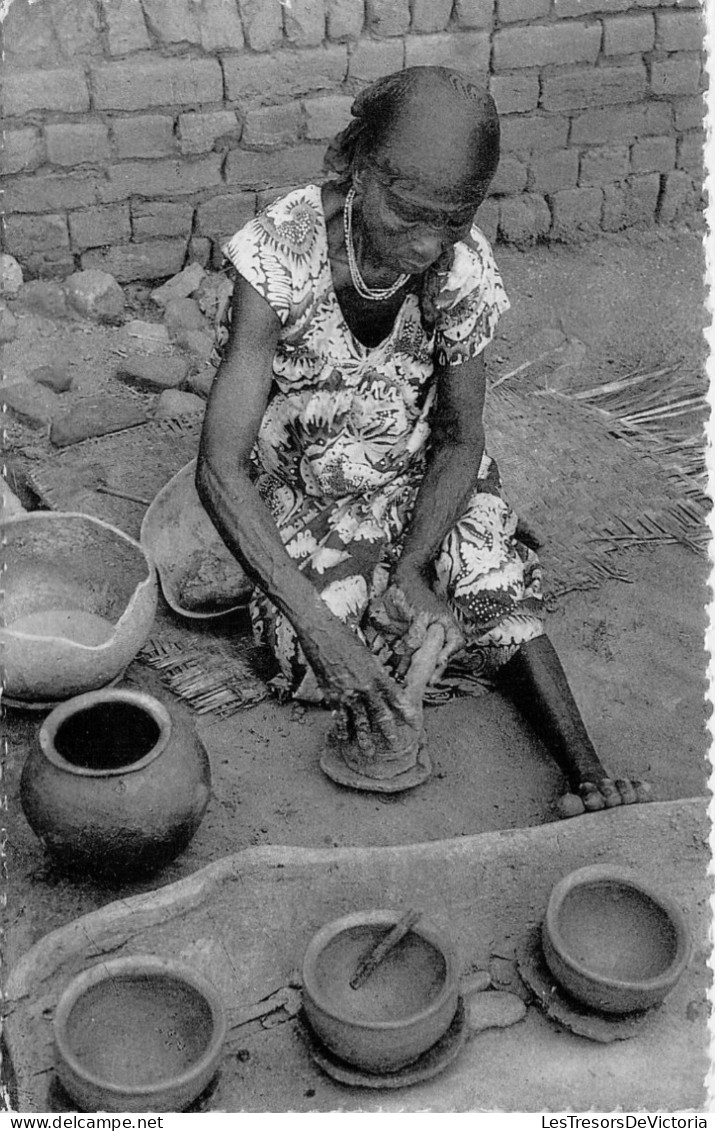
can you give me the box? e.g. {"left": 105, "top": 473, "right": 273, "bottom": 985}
{"left": 350, "top": 909, "right": 421, "bottom": 991}
{"left": 96, "top": 484, "right": 152, "bottom": 506}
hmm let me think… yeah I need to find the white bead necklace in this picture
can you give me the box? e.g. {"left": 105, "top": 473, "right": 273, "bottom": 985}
{"left": 343, "top": 188, "right": 410, "bottom": 302}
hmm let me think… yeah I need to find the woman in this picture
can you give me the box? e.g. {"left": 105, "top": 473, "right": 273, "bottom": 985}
{"left": 196, "top": 66, "right": 649, "bottom": 816}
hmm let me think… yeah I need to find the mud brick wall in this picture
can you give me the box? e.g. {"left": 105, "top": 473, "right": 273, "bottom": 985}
{"left": 0, "top": 0, "right": 706, "bottom": 282}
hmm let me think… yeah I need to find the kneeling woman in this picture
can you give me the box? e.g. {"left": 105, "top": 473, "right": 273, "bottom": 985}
{"left": 196, "top": 66, "right": 649, "bottom": 816}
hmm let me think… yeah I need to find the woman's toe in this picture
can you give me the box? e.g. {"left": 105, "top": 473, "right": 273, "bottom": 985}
{"left": 615, "top": 778, "right": 637, "bottom": 805}
{"left": 634, "top": 780, "right": 653, "bottom": 803}
{"left": 557, "top": 792, "right": 586, "bottom": 818}
{"left": 600, "top": 778, "right": 623, "bottom": 807}
{"left": 580, "top": 783, "right": 606, "bottom": 811}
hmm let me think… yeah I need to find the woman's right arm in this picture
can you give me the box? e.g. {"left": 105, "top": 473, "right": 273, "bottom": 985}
{"left": 196, "top": 276, "right": 414, "bottom": 734}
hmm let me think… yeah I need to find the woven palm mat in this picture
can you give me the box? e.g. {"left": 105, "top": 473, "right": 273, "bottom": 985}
{"left": 27, "top": 389, "right": 708, "bottom": 716}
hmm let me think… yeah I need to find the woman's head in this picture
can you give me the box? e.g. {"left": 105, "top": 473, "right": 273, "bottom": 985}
{"left": 325, "top": 66, "right": 500, "bottom": 273}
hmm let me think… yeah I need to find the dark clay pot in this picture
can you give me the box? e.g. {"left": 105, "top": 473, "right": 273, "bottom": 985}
{"left": 20, "top": 688, "right": 211, "bottom": 878}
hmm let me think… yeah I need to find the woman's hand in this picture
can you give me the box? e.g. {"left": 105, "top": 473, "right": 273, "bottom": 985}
{"left": 369, "top": 569, "right": 464, "bottom": 683}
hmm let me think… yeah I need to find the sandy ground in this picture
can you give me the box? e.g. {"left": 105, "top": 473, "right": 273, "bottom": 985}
{"left": 2, "top": 225, "right": 710, "bottom": 1006}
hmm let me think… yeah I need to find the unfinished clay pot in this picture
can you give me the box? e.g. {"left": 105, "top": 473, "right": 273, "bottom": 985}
{"left": 302, "top": 910, "right": 458, "bottom": 1074}
{"left": 1, "top": 512, "right": 157, "bottom": 706}
{"left": 20, "top": 688, "right": 211, "bottom": 877}
{"left": 53, "top": 955, "right": 226, "bottom": 1112}
{"left": 542, "top": 864, "right": 691, "bottom": 1015}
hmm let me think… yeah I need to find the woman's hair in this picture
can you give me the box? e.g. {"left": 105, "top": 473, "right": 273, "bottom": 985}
{"left": 324, "top": 66, "right": 500, "bottom": 205}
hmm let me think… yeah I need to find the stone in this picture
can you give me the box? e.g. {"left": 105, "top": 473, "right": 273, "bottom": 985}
{"left": 2, "top": 381, "right": 61, "bottom": 429}
{"left": 1, "top": 478, "right": 26, "bottom": 518}
{"left": 176, "top": 329, "right": 215, "bottom": 362}
{"left": 467, "top": 991, "right": 527, "bottom": 1033}
{"left": 0, "top": 304, "right": 19, "bottom": 343}
{"left": 19, "top": 281, "right": 72, "bottom": 321}
{"left": 64, "top": 270, "right": 126, "bottom": 324}
{"left": 51, "top": 397, "right": 149, "bottom": 447}
{"left": 151, "top": 264, "right": 207, "bottom": 308}
{"left": 0, "top": 255, "right": 24, "bottom": 297}
{"left": 123, "top": 320, "right": 171, "bottom": 352}
{"left": 30, "top": 365, "right": 74, "bottom": 394}
{"left": 194, "top": 273, "right": 234, "bottom": 322}
{"left": 116, "top": 355, "right": 190, "bottom": 391}
{"left": 185, "top": 367, "right": 217, "bottom": 400}
{"left": 164, "top": 298, "right": 208, "bottom": 338}
{"left": 155, "top": 389, "right": 206, "bottom": 418}
{"left": 499, "top": 194, "right": 551, "bottom": 245}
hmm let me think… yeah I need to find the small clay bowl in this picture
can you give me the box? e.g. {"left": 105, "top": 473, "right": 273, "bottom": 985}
{"left": 1, "top": 512, "right": 157, "bottom": 705}
{"left": 53, "top": 956, "right": 226, "bottom": 1112}
{"left": 542, "top": 865, "right": 691, "bottom": 1015}
{"left": 302, "top": 910, "right": 458, "bottom": 1074}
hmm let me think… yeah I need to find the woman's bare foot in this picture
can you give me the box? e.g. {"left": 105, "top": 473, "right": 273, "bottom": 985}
{"left": 557, "top": 778, "right": 653, "bottom": 819}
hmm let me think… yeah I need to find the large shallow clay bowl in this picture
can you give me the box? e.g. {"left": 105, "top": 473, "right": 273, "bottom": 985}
{"left": 53, "top": 956, "right": 226, "bottom": 1112}
{"left": 542, "top": 864, "right": 691, "bottom": 1015}
{"left": 302, "top": 910, "right": 458, "bottom": 1074}
{"left": 140, "top": 460, "right": 252, "bottom": 619}
{"left": 1, "top": 512, "right": 157, "bottom": 705}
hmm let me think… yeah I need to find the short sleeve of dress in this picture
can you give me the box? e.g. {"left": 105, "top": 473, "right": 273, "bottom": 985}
{"left": 434, "top": 226, "right": 510, "bottom": 367}
{"left": 222, "top": 187, "right": 323, "bottom": 327}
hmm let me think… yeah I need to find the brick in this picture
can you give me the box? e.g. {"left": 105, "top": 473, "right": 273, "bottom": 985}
{"left": 677, "top": 132, "right": 704, "bottom": 177}
{"left": 198, "top": 0, "right": 246, "bottom": 51}
{"left": 499, "top": 193, "right": 551, "bottom": 244}
{"left": 65, "top": 268, "right": 126, "bottom": 322}
{"left": 655, "top": 10, "right": 705, "bottom": 51}
{"left": 141, "top": 0, "right": 201, "bottom": 44}
{"left": 45, "top": 122, "right": 111, "bottom": 167}
{"left": 2, "top": 2, "right": 63, "bottom": 67}
{"left": 650, "top": 55, "right": 702, "bottom": 97}
{"left": 155, "top": 389, "right": 206, "bottom": 419}
{"left": 0, "top": 304, "right": 18, "bottom": 343}
{"left": 51, "top": 0, "right": 103, "bottom": 56}
{"left": 188, "top": 237, "right": 212, "bottom": 267}
{"left": 163, "top": 297, "right": 207, "bottom": 336}
{"left": 284, "top": 0, "right": 326, "bottom": 45}
{"left": 106, "top": 0, "right": 152, "bottom": 55}
{"left": 112, "top": 116, "right": 177, "bottom": 160}
{"left": 631, "top": 135, "right": 677, "bottom": 173}
{"left": 672, "top": 95, "right": 706, "bottom": 132}
{"left": 549, "top": 187, "right": 603, "bottom": 239}
{"left": 347, "top": 38, "right": 404, "bottom": 81}
{"left": 69, "top": 205, "right": 132, "bottom": 250}
{"left": 116, "top": 355, "right": 190, "bottom": 391}
{"left": 569, "top": 102, "right": 673, "bottom": 145}
{"left": 579, "top": 145, "right": 630, "bottom": 186}
{"left": 405, "top": 32, "right": 491, "bottom": 78}
{"left": 657, "top": 169, "right": 695, "bottom": 222}
{"left": 179, "top": 111, "right": 242, "bottom": 155}
{"left": 603, "top": 14, "right": 655, "bottom": 55}
{"left": 411, "top": 0, "right": 453, "bottom": 33}
{"left": 541, "top": 63, "right": 647, "bottom": 111}
{"left": 473, "top": 198, "right": 500, "bottom": 242}
{"left": 2, "top": 128, "right": 44, "bottom": 175}
{"left": 453, "top": 0, "right": 494, "bottom": 28}
{"left": 493, "top": 23, "right": 601, "bottom": 70}
{"left": 98, "top": 156, "right": 224, "bottom": 203}
{"left": 2, "top": 382, "right": 62, "bottom": 429}
{"left": 133, "top": 201, "right": 196, "bottom": 240}
{"left": 497, "top": 0, "right": 549, "bottom": 22}
{"left": 529, "top": 149, "right": 579, "bottom": 192}
{"left": 223, "top": 45, "right": 347, "bottom": 99}
{"left": 489, "top": 73, "right": 539, "bottom": 114}
{"left": 601, "top": 173, "right": 660, "bottom": 230}
{"left": 304, "top": 95, "right": 354, "bottom": 139}
{"left": 3, "top": 68, "right": 90, "bottom": 115}
{"left": 555, "top": 0, "right": 628, "bottom": 15}
{"left": 18, "top": 251, "right": 77, "bottom": 282}
{"left": 91, "top": 57, "right": 223, "bottom": 111}
{"left": 2, "top": 215, "right": 70, "bottom": 255}
{"left": 20, "top": 280, "right": 73, "bottom": 319}
{"left": 51, "top": 397, "right": 149, "bottom": 447}
{"left": 81, "top": 239, "right": 188, "bottom": 282}
{"left": 243, "top": 104, "right": 303, "bottom": 149}
{"left": 256, "top": 186, "right": 297, "bottom": 210}
{"left": 366, "top": 0, "right": 410, "bottom": 35}
{"left": 239, "top": 0, "right": 283, "bottom": 50}
{"left": 3, "top": 173, "right": 100, "bottom": 216}
{"left": 489, "top": 155, "right": 528, "bottom": 195}
{"left": 31, "top": 365, "right": 74, "bottom": 393}
{"left": 225, "top": 144, "right": 326, "bottom": 188}
{"left": 501, "top": 113, "right": 570, "bottom": 154}
{"left": 196, "top": 193, "right": 257, "bottom": 238}
{"left": 327, "top": 0, "right": 365, "bottom": 40}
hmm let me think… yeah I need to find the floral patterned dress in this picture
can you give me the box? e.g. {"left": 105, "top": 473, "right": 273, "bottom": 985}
{"left": 218, "top": 185, "right": 544, "bottom": 701}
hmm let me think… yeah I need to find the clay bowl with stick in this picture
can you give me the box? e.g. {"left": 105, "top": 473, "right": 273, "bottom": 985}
{"left": 302, "top": 908, "right": 459, "bottom": 1075}
{"left": 320, "top": 623, "right": 445, "bottom": 793}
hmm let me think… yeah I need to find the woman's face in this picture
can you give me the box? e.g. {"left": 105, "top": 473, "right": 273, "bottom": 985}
{"left": 356, "top": 167, "right": 476, "bottom": 276}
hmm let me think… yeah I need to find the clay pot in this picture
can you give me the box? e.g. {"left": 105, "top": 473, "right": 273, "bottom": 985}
{"left": 20, "top": 688, "right": 211, "bottom": 877}
{"left": 542, "top": 864, "right": 691, "bottom": 1015}
{"left": 1, "top": 512, "right": 157, "bottom": 706}
{"left": 53, "top": 955, "right": 227, "bottom": 1112}
{"left": 302, "top": 910, "right": 458, "bottom": 1074}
